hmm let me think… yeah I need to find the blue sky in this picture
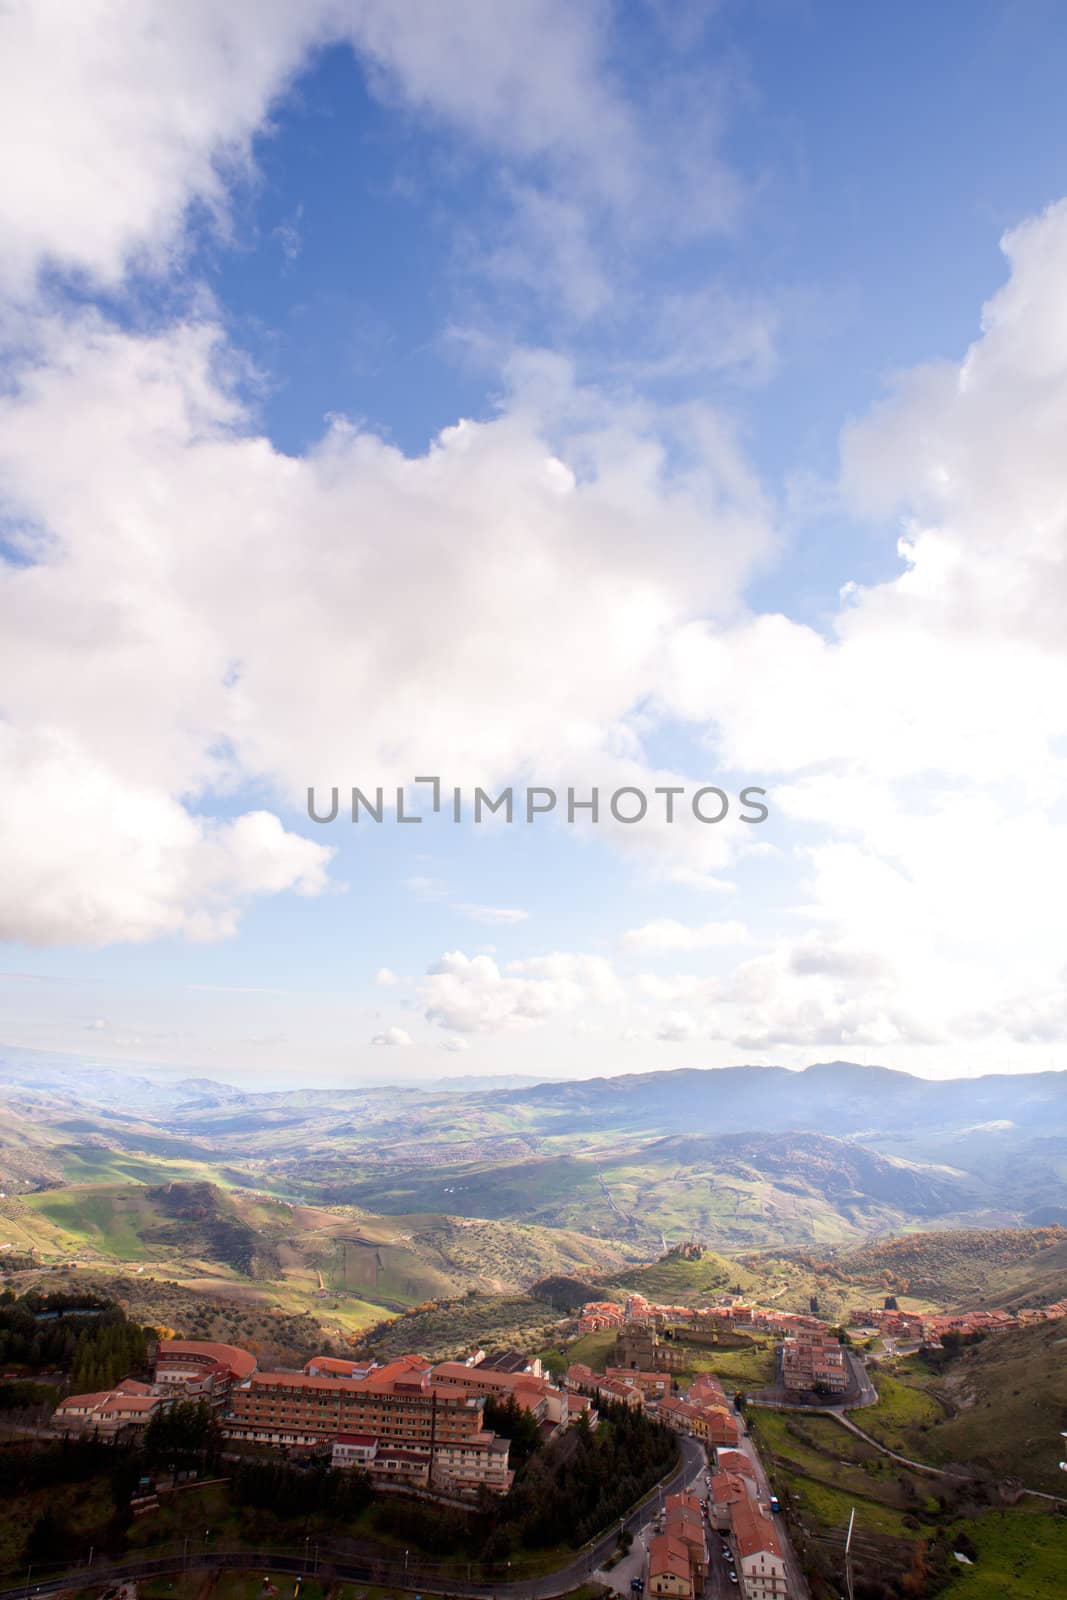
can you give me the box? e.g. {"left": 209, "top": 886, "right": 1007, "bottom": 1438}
{"left": 3, "top": 1, "right": 1067, "bottom": 1084}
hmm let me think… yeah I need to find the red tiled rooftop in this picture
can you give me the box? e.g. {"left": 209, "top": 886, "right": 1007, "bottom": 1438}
{"left": 730, "top": 1499, "right": 783, "bottom": 1559}
{"left": 157, "top": 1339, "right": 257, "bottom": 1380}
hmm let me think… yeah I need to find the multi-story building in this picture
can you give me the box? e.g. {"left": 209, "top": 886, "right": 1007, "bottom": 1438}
{"left": 615, "top": 1322, "right": 687, "bottom": 1373}
{"left": 708, "top": 1468, "right": 750, "bottom": 1532}
{"left": 430, "top": 1360, "right": 569, "bottom": 1431}
{"left": 649, "top": 1534, "right": 694, "bottom": 1598}
{"left": 566, "top": 1363, "right": 645, "bottom": 1410}
{"left": 605, "top": 1365, "right": 671, "bottom": 1399}
{"left": 649, "top": 1491, "right": 708, "bottom": 1600}
{"left": 155, "top": 1339, "right": 258, "bottom": 1410}
{"left": 657, "top": 1396, "right": 738, "bottom": 1447}
{"left": 780, "top": 1332, "right": 849, "bottom": 1396}
{"left": 305, "top": 1356, "right": 379, "bottom": 1380}
{"left": 731, "top": 1499, "right": 789, "bottom": 1598}
{"left": 53, "top": 1377, "right": 163, "bottom": 1436}
{"left": 224, "top": 1355, "right": 512, "bottom": 1496}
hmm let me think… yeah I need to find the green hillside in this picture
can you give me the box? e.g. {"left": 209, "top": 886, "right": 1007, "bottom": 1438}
{"left": 892, "top": 1318, "right": 1067, "bottom": 1491}
{"left": 782, "top": 1225, "right": 1067, "bottom": 1307}
{"left": 0, "top": 1179, "right": 637, "bottom": 1356}
{"left": 613, "top": 1245, "right": 760, "bottom": 1301}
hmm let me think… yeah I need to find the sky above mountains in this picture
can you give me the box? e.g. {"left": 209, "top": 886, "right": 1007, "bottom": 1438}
{"left": 3, "top": 2, "right": 1067, "bottom": 1084}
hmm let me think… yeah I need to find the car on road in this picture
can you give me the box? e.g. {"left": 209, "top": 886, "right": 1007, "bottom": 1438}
{"left": 769, "top": 1493, "right": 781, "bottom": 1513}
{"left": 630, "top": 1579, "right": 644, "bottom": 1593}
{"left": 728, "top": 1573, "right": 739, "bottom": 1585}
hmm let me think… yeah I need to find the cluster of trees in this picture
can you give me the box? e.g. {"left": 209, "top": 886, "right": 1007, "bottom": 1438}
{"left": 484, "top": 1391, "right": 543, "bottom": 1471}
{"left": 0, "top": 1431, "right": 129, "bottom": 1501}
{"left": 915, "top": 1326, "right": 987, "bottom": 1373}
{"left": 0, "top": 1378, "right": 58, "bottom": 1411}
{"left": 503, "top": 1400, "right": 678, "bottom": 1550}
{"left": 142, "top": 1399, "right": 221, "bottom": 1470}
{"left": 230, "top": 1457, "right": 373, "bottom": 1520}
{"left": 0, "top": 1288, "right": 150, "bottom": 1388}
{"left": 70, "top": 1319, "right": 150, "bottom": 1391}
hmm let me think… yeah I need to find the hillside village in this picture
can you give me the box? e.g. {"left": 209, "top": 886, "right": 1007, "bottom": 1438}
{"left": 50, "top": 1315, "right": 793, "bottom": 1600}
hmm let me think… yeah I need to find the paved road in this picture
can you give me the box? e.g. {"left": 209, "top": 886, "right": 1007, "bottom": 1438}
{"left": 591, "top": 1434, "right": 706, "bottom": 1593}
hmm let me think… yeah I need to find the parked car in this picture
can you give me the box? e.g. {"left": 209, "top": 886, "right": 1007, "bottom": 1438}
{"left": 630, "top": 1579, "right": 644, "bottom": 1593}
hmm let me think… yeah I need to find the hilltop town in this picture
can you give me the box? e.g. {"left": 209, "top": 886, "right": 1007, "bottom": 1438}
{"left": 48, "top": 1308, "right": 794, "bottom": 1600}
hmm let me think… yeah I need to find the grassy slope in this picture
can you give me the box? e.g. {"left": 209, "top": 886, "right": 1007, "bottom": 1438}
{"left": 749, "top": 1408, "right": 1067, "bottom": 1599}
{"left": 3, "top": 1177, "right": 636, "bottom": 1357}
{"left": 899, "top": 1320, "right": 1067, "bottom": 1491}
{"left": 948, "top": 1508, "right": 1067, "bottom": 1599}
{"left": 782, "top": 1225, "right": 1067, "bottom": 1307}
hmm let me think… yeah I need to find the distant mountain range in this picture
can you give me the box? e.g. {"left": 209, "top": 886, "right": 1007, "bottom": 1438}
{"left": 3, "top": 1053, "right": 1067, "bottom": 1247}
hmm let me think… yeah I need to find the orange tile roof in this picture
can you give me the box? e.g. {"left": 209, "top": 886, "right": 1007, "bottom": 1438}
{"left": 730, "top": 1499, "right": 783, "bottom": 1560}
{"left": 57, "top": 1390, "right": 111, "bottom": 1409}
{"left": 649, "top": 1533, "right": 692, "bottom": 1582}
{"left": 158, "top": 1339, "right": 257, "bottom": 1380}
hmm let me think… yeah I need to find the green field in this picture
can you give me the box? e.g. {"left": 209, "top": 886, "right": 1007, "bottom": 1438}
{"left": 750, "top": 1409, "right": 937, "bottom": 1539}
{"left": 683, "top": 1343, "right": 777, "bottom": 1389}
{"left": 858, "top": 1368, "right": 946, "bottom": 1450}
{"left": 945, "top": 1508, "right": 1067, "bottom": 1598}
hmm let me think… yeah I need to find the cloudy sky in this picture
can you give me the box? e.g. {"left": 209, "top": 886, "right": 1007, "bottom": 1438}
{"left": 3, "top": 1, "right": 1067, "bottom": 1085}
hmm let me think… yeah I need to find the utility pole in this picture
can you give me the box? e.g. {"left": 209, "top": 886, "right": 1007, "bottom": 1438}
{"left": 844, "top": 1507, "right": 856, "bottom": 1600}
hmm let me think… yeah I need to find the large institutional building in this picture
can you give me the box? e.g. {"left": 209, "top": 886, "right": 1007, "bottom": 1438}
{"left": 223, "top": 1353, "right": 516, "bottom": 1494}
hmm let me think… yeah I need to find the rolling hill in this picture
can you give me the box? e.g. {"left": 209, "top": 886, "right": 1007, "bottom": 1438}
{"left": 0, "top": 1178, "right": 637, "bottom": 1328}
{"left": 5, "top": 1053, "right": 1067, "bottom": 1255}
{"left": 888, "top": 1319, "right": 1067, "bottom": 1493}
{"left": 767, "top": 1226, "right": 1067, "bottom": 1308}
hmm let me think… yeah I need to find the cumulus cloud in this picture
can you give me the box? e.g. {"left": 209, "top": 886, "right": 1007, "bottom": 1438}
{"left": 371, "top": 1025, "right": 413, "bottom": 1047}
{"left": 647, "top": 202, "right": 1067, "bottom": 1053}
{"left": 0, "top": 0, "right": 335, "bottom": 295}
{"left": 420, "top": 949, "right": 619, "bottom": 1034}
{"left": 0, "top": 309, "right": 769, "bottom": 946}
{"left": 0, "top": 2, "right": 740, "bottom": 317}
{"left": 0, "top": 726, "right": 331, "bottom": 947}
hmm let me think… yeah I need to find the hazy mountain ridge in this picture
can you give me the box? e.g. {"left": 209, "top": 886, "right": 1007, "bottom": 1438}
{"left": 3, "top": 1056, "right": 1067, "bottom": 1248}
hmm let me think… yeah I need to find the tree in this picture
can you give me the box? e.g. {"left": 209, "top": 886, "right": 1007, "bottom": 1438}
{"left": 23, "top": 1507, "right": 73, "bottom": 1563}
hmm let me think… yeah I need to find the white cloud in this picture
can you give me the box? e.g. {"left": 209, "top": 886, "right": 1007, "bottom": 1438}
{"left": 371, "top": 1026, "right": 412, "bottom": 1047}
{"left": 0, "top": 1, "right": 335, "bottom": 296}
{"left": 420, "top": 949, "right": 619, "bottom": 1034}
{"left": 655, "top": 1011, "right": 698, "bottom": 1043}
{"left": 636, "top": 973, "right": 705, "bottom": 1001}
{"left": 0, "top": 2, "right": 740, "bottom": 320}
{"left": 622, "top": 918, "right": 749, "bottom": 954}
{"left": 652, "top": 200, "right": 1067, "bottom": 1055}
{"left": 0, "top": 311, "right": 769, "bottom": 946}
{"left": 0, "top": 726, "right": 331, "bottom": 947}
{"left": 455, "top": 904, "right": 530, "bottom": 925}
{"left": 373, "top": 967, "right": 400, "bottom": 987}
